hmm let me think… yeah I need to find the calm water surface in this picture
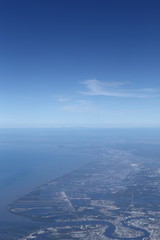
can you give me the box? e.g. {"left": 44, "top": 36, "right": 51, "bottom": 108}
{"left": 0, "top": 129, "right": 94, "bottom": 222}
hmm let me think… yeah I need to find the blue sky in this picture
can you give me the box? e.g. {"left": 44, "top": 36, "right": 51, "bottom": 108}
{"left": 0, "top": 0, "right": 160, "bottom": 128}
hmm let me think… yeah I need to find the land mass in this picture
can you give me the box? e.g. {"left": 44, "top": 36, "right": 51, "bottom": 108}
{"left": 8, "top": 148, "right": 160, "bottom": 239}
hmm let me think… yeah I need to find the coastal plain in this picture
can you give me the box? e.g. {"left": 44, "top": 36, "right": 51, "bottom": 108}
{"left": 8, "top": 148, "right": 160, "bottom": 240}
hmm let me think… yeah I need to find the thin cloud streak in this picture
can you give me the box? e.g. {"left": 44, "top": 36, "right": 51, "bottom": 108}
{"left": 80, "top": 79, "right": 160, "bottom": 98}
{"left": 61, "top": 100, "right": 96, "bottom": 113}
{"left": 56, "top": 96, "right": 70, "bottom": 102}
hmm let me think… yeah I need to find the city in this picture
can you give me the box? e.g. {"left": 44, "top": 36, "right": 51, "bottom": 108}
{"left": 8, "top": 148, "right": 160, "bottom": 239}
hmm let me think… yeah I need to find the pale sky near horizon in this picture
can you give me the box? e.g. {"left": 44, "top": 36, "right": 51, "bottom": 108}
{"left": 0, "top": 0, "right": 160, "bottom": 128}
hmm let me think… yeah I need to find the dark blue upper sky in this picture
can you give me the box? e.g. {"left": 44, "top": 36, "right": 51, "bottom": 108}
{"left": 0, "top": 0, "right": 160, "bottom": 127}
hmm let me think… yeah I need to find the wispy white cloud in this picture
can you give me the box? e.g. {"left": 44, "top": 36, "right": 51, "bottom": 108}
{"left": 80, "top": 79, "right": 159, "bottom": 98}
{"left": 56, "top": 96, "right": 70, "bottom": 102}
{"left": 61, "top": 100, "right": 96, "bottom": 113}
